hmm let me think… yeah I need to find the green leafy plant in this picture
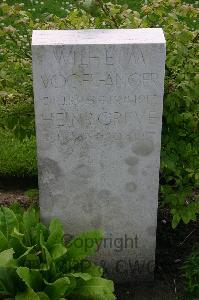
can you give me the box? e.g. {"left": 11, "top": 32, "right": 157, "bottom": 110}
{"left": 0, "top": 102, "right": 35, "bottom": 140}
{"left": 0, "top": 206, "right": 116, "bottom": 299}
{"left": 182, "top": 246, "right": 199, "bottom": 299}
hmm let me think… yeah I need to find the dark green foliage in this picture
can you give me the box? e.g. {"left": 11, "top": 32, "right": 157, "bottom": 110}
{"left": 182, "top": 246, "right": 199, "bottom": 299}
{"left": 0, "top": 103, "right": 35, "bottom": 140}
{"left": 0, "top": 206, "right": 116, "bottom": 299}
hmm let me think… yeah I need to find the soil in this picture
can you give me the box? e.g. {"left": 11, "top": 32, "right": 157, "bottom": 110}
{"left": 0, "top": 179, "right": 198, "bottom": 300}
{"left": 0, "top": 190, "right": 31, "bottom": 207}
{"left": 115, "top": 207, "right": 199, "bottom": 300}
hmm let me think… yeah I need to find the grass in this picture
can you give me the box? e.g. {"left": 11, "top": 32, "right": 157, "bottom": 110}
{"left": 0, "top": 129, "right": 37, "bottom": 177}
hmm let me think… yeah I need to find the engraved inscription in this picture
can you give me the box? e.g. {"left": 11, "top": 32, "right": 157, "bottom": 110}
{"left": 39, "top": 94, "right": 162, "bottom": 106}
{"left": 40, "top": 110, "right": 161, "bottom": 129}
{"left": 32, "top": 30, "right": 166, "bottom": 282}
{"left": 52, "top": 45, "right": 146, "bottom": 67}
{"left": 40, "top": 72, "right": 159, "bottom": 89}
{"left": 38, "top": 42, "right": 163, "bottom": 150}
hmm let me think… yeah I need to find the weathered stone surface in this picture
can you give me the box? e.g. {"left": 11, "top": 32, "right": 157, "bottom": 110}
{"left": 32, "top": 29, "right": 166, "bottom": 282}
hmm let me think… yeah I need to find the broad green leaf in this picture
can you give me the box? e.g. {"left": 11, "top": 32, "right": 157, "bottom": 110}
{"left": 0, "top": 208, "right": 7, "bottom": 233}
{"left": 65, "top": 230, "right": 103, "bottom": 267}
{"left": 9, "top": 227, "right": 26, "bottom": 258}
{"left": 49, "top": 243, "right": 67, "bottom": 260}
{"left": 182, "top": 213, "right": 191, "bottom": 224}
{"left": 0, "top": 249, "right": 14, "bottom": 267}
{"left": 0, "top": 267, "right": 18, "bottom": 296}
{"left": 9, "top": 203, "right": 24, "bottom": 220}
{"left": 172, "top": 214, "right": 181, "bottom": 229}
{"left": 0, "top": 207, "right": 19, "bottom": 238}
{"left": 63, "top": 275, "right": 77, "bottom": 296}
{"left": 4, "top": 207, "right": 19, "bottom": 233}
{"left": 16, "top": 287, "right": 40, "bottom": 300}
{"left": 37, "top": 292, "right": 50, "bottom": 300}
{"left": 80, "top": 261, "right": 103, "bottom": 277}
{"left": 0, "top": 231, "right": 8, "bottom": 251}
{"left": 39, "top": 232, "right": 56, "bottom": 277}
{"left": 23, "top": 253, "right": 40, "bottom": 269}
{"left": 44, "top": 277, "right": 70, "bottom": 299}
{"left": 39, "top": 232, "right": 53, "bottom": 271}
{"left": 70, "top": 272, "right": 92, "bottom": 281}
{"left": 181, "top": 208, "right": 197, "bottom": 224}
{"left": 16, "top": 267, "right": 43, "bottom": 291}
{"left": 23, "top": 208, "right": 39, "bottom": 246}
{"left": 11, "top": 227, "right": 24, "bottom": 240}
{"left": 70, "top": 277, "right": 116, "bottom": 300}
{"left": 8, "top": 236, "right": 26, "bottom": 259}
{"left": 46, "top": 219, "right": 64, "bottom": 248}
{"left": 17, "top": 246, "right": 35, "bottom": 264}
{"left": 35, "top": 223, "right": 49, "bottom": 244}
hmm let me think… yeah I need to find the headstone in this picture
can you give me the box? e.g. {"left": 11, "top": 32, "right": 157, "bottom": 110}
{"left": 32, "top": 29, "right": 166, "bottom": 282}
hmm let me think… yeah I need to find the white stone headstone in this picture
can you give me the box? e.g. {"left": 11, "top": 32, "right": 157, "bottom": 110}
{"left": 32, "top": 29, "right": 166, "bottom": 282}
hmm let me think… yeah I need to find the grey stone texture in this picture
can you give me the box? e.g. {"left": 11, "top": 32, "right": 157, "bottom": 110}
{"left": 32, "top": 29, "right": 166, "bottom": 282}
